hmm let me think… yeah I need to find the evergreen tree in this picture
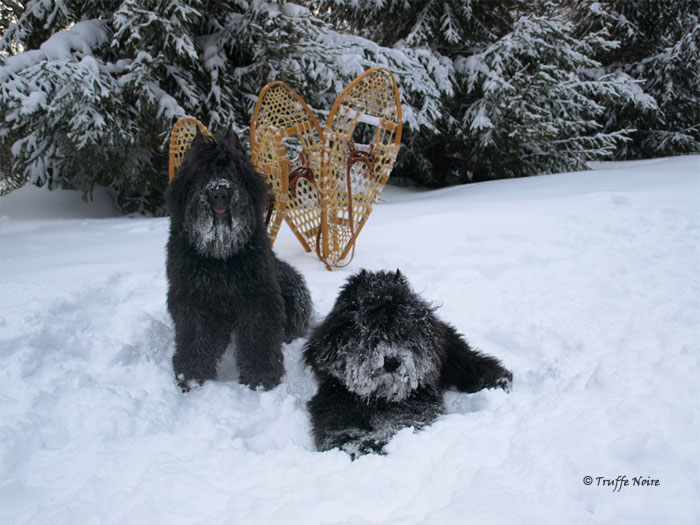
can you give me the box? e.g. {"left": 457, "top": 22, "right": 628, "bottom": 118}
{"left": 642, "top": 22, "right": 700, "bottom": 156}
{"left": 1, "top": 0, "right": 250, "bottom": 212}
{"left": 0, "top": 0, "right": 443, "bottom": 211}
{"left": 2, "top": 1, "right": 696, "bottom": 209}
{"left": 240, "top": 2, "right": 444, "bottom": 124}
{"left": 318, "top": 0, "right": 519, "bottom": 185}
{"left": 568, "top": 0, "right": 700, "bottom": 158}
{"left": 321, "top": 0, "right": 647, "bottom": 184}
{"left": 448, "top": 1, "right": 652, "bottom": 182}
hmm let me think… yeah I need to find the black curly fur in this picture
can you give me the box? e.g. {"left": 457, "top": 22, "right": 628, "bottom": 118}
{"left": 166, "top": 128, "right": 311, "bottom": 391}
{"left": 304, "top": 269, "right": 511, "bottom": 457}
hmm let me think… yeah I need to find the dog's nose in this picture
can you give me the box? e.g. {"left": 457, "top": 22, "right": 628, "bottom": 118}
{"left": 209, "top": 188, "right": 229, "bottom": 213}
{"left": 384, "top": 357, "right": 401, "bottom": 373}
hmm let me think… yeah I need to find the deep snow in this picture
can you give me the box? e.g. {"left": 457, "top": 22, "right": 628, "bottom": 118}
{"left": 1, "top": 156, "right": 699, "bottom": 524}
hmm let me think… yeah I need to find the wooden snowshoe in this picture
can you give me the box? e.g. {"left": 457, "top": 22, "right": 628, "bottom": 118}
{"left": 250, "top": 82, "right": 324, "bottom": 246}
{"left": 168, "top": 117, "right": 213, "bottom": 181}
{"left": 250, "top": 68, "right": 402, "bottom": 269}
{"left": 321, "top": 68, "right": 403, "bottom": 267}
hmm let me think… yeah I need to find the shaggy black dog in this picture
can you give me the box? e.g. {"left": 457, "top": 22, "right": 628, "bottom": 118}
{"left": 304, "top": 269, "right": 511, "bottom": 457}
{"left": 166, "top": 128, "right": 311, "bottom": 391}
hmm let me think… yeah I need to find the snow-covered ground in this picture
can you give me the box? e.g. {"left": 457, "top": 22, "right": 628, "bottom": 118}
{"left": 1, "top": 156, "right": 699, "bottom": 524}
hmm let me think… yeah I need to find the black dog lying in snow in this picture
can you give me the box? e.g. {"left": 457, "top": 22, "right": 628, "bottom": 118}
{"left": 166, "top": 128, "right": 311, "bottom": 391}
{"left": 304, "top": 269, "right": 512, "bottom": 457}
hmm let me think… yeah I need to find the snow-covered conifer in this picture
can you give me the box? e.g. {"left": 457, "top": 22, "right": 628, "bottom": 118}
{"left": 2, "top": 1, "right": 695, "bottom": 209}
{"left": 449, "top": 2, "right": 652, "bottom": 181}
{"left": 318, "top": 0, "right": 519, "bottom": 185}
{"left": 320, "top": 1, "right": 650, "bottom": 184}
{"left": 641, "top": 22, "right": 700, "bottom": 156}
{"left": 568, "top": 0, "right": 700, "bottom": 158}
{"left": 0, "top": 1, "right": 443, "bottom": 211}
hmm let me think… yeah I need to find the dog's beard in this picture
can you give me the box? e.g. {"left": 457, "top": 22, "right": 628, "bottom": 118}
{"left": 329, "top": 343, "right": 441, "bottom": 402}
{"left": 184, "top": 181, "right": 252, "bottom": 259}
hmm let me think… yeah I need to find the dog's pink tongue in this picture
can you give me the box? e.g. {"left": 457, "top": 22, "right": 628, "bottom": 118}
{"left": 214, "top": 207, "right": 226, "bottom": 214}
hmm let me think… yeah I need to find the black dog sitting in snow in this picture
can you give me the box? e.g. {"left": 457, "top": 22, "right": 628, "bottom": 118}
{"left": 304, "top": 269, "right": 511, "bottom": 457}
{"left": 166, "top": 128, "right": 311, "bottom": 391}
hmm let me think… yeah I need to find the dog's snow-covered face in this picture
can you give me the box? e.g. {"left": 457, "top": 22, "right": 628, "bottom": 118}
{"left": 167, "top": 130, "right": 267, "bottom": 259}
{"left": 183, "top": 176, "right": 255, "bottom": 258}
{"left": 316, "top": 270, "right": 443, "bottom": 402}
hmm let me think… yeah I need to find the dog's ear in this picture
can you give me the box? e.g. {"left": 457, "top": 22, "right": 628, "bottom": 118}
{"left": 225, "top": 126, "right": 244, "bottom": 151}
{"left": 394, "top": 269, "right": 408, "bottom": 285}
{"left": 356, "top": 269, "right": 369, "bottom": 282}
{"left": 191, "top": 126, "right": 210, "bottom": 148}
{"left": 193, "top": 125, "right": 217, "bottom": 146}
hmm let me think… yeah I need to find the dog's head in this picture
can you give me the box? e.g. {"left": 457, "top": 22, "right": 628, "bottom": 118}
{"left": 306, "top": 269, "right": 443, "bottom": 402}
{"left": 166, "top": 128, "right": 268, "bottom": 259}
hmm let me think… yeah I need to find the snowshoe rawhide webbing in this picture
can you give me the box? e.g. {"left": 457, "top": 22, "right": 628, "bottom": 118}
{"left": 250, "top": 83, "right": 324, "bottom": 247}
{"left": 168, "top": 117, "right": 213, "bottom": 182}
{"left": 250, "top": 68, "right": 402, "bottom": 269}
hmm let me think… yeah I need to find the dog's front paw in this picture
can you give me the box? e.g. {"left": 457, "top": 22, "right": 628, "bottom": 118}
{"left": 487, "top": 367, "right": 513, "bottom": 392}
{"left": 495, "top": 374, "right": 513, "bottom": 392}
{"left": 238, "top": 355, "right": 284, "bottom": 391}
{"left": 176, "top": 373, "right": 202, "bottom": 393}
{"left": 340, "top": 438, "right": 387, "bottom": 460}
{"left": 239, "top": 372, "right": 282, "bottom": 391}
{"left": 173, "top": 353, "right": 215, "bottom": 391}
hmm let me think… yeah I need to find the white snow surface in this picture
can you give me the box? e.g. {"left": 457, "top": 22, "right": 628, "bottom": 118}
{"left": 1, "top": 156, "right": 699, "bottom": 524}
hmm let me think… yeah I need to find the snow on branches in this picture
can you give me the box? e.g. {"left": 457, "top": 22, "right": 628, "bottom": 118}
{"left": 0, "top": 0, "right": 696, "bottom": 211}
